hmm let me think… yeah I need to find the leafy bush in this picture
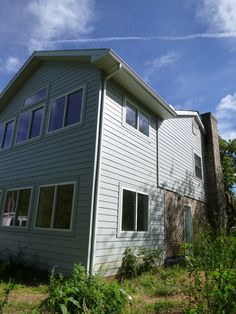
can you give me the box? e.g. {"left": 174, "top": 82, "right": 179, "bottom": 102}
{"left": 42, "top": 264, "right": 128, "bottom": 314}
{"left": 120, "top": 247, "right": 160, "bottom": 278}
{"left": 184, "top": 227, "right": 236, "bottom": 313}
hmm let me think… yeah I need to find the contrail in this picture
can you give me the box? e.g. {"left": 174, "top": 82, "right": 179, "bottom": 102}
{"left": 48, "top": 32, "right": 236, "bottom": 44}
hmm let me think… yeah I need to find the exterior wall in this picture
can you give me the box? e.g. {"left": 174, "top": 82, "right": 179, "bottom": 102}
{"left": 93, "top": 82, "right": 165, "bottom": 276}
{"left": 158, "top": 116, "right": 206, "bottom": 202}
{"left": 165, "top": 190, "right": 206, "bottom": 256}
{"left": 0, "top": 61, "right": 101, "bottom": 272}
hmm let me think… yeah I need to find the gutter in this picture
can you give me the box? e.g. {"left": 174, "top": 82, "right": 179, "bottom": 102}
{"left": 88, "top": 64, "right": 121, "bottom": 274}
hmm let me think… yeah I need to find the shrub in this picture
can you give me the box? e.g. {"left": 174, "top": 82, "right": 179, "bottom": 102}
{"left": 120, "top": 247, "right": 160, "bottom": 279}
{"left": 184, "top": 227, "right": 236, "bottom": 313}
{"left": 42, "top": 264, "right": 128, "bottom": 314}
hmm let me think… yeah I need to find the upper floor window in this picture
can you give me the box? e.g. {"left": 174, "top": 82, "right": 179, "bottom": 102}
{"left": 0, "top": 120, "right": 14, "bottom": 149}
{"left": 24, "top": 88, "right": 47, "bottom": 107}
{"left": 48, "top": 88, "right": 83, "bottom": 132}
{"left": 35, "top": 183, "right": 75, "bottom": 230}
{"left": 1, "top": 188, "right": 31, "bottom": 227}
{"left": 125, "top": 100, "right": 149, "bottom": 137}
{"left": 16, "top": 106, "right": 44, "bottom": 143}
{"left": 121, "top": 189, "right": 149, "bottom": 232}
{"left": 194, "top": 153, "right": 203, "bottom": 180}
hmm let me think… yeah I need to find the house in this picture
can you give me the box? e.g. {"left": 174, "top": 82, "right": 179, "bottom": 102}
{"left": 0, "top": 49, "right": 226, "bottom": 275}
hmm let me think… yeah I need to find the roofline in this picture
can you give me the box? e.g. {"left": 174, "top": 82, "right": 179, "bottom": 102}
{"left": 175, "top": 110, "right": 205, "bottom": 133}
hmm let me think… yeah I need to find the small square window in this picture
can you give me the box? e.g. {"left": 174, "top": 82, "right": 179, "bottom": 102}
{"left": 125, "top": 100, "right": 149, "bottom": 137}
{"left": 121, "top": 189, "right": 149, "bottom": 232}
{"left": 194, "top": 153, "right": 202, "bottom": 180}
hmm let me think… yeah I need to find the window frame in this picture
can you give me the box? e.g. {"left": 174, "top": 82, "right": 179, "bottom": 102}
{"left": 1, "top": 186, "right": 32, "bottom": 229}
{"left": 34, "top": 181, "right": 76, "bottom": 232}
{"left": 118, "top": 185, "right": 150, "bottom": 238}
{"left": 0, "top": 119, "right": 15, "bottom": 150}
{"left": 23, "top": 87, "right": 48, "bottom": 107}
{"left": 15, "top": 104, "right": 45, "bottom": 145}
{"left": 183, "top": 204, "right": 193, "bottom": 243}
{"left": 194, "top": 152, "right": 203, "bottom": 180}
{"left": 123, "top": 98, "right": 150, "bottom": 138}
{"left": 47, "top": 86, "right": 85, "bottom": 135}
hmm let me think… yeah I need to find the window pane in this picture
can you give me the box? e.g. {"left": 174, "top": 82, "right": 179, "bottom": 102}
{"left": 48, "top": 96, "right": 65, "bottom": 132}
{"left": 14, "top": 189, "right": 31, "bottom": 227}
{"left": 53, "top": 184, "right": 74, "bottom": 229}
{"left": 194, "top": 154, "right": 202, "bottom": 179}
{"left": 2, "top": 190, "right": 18, "bottom": 226}
{"left": 139, "top": 112, "right": 149, "bottom": 136}
{"left": 122, "top": 190, "right": 135, "bottom": 231}
{"left": 30, "top": 107, "right": 43, "bottom": 138}
{"left": 2, "top": 121, "right": 14, "bottom": 148}
{"left": 126, "top": 103, "right": 137, "bottom": 129}
{"left": 24, "top": 88, "right": 47, "bottom": 106}
{"left": 36, "top": 186, "right": 55, "bottom": 228}
{"left": 16, "top": 113, "right": 30, "bottom": 143}
{"left": 137, "top": 193, "right": 148, "bottom": 231}
{"left": 65, "top": 89, "right": 83, "bottom": 126}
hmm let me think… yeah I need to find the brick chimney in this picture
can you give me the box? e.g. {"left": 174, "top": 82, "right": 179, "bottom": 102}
{"left": 201, "top": 112, "right": 226, "bottom": 231}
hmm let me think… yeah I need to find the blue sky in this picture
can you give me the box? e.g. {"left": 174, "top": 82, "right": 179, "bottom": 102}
{"left": 0, "top": 0, "right": 236, "bottom": 139}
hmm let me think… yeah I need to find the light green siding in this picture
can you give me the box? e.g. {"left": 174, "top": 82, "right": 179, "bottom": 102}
{"left": 0, "top": 61, "right": 101, "bottom": 273}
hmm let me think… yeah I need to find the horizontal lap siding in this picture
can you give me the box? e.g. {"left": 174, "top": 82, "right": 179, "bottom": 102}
{"left": 158, "top": 117, "right": 206, "bottom": 201}
{"left": 93, "top": 83, "right": 165, "bottom": 275}
{"left": 0, "top": 61, "right": 101, "bottom": 273}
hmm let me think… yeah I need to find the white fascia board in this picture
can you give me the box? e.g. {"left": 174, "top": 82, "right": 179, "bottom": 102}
{"left": 175, "top": 110, "right": 205, "bottom": 133}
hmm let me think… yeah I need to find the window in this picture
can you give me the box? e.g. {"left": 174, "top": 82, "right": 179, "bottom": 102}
{"left": 0, "top": 120, "right": 14, "bottom": 149}
{"left": 194, "top": 153, "right": 203, "bottom": 180}
{"left": 184, "top": 205, "right": 193, "bottom": 242}
{"left": 24, "top": 88, "right": 47, "bottom": 107}
{"left": 1, "top": 188, "right": 31, "bottom": 227}
{"left": 48, "top": 88, "right": 83, "bottom": 132}
{"left": 121, "top": 189, "right": 149, "bottom": 232}
{"left": 16, "top": 107, "right": 44, "bottom": 143}
{"left": 35, "top": 183, "right": 74, "bottom": 230}
{"left": 125, "top": 100, "right": 149, "bottom": 136}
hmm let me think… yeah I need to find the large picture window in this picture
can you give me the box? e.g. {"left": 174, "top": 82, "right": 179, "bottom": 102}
{"left": 16, "top": 107, "right": 44, "bottom": 143}
{"left": 125, "top": 100, "right": 149, "bottom": 136}
{"left": 2, "top": 188, "right": 31, "bottom": 227}
{"left": 121, "top": 189, "right": 149, "bottom": 232}
{"left": 0, "top": 120, "right": 14, "bottom": 149}
{"left": 35, "top": 183, "right": 75, "bottom": 230}
{"left": 194, "top": 153, "right": 203, "bottom": 180}
{"left": 48, "top": 88, "right": 83, "bottom": 132}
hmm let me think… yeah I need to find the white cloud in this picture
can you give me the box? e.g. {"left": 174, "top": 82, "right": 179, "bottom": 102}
{"left": 215, "top": 92, "right": 236, "bottom": 139}
{"left": 27, "top": 0, "right": 94, "bottom": 50}
{"left": 198, "top": 0, "right": 236, "bottom": 33}
{"left": 143, "top": 52, "right": 181, "bottom": 83}
{"left": 5, "top": 57, "right": 20, "bottom": 72}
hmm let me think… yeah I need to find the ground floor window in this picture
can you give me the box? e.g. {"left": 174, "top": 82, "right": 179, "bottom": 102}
{"left": 35, "top": 183, "right": 75, "bottom": 230}
{"left": 121, "top": 189, "right": 149, "bottom": 232}
{"left": 184, "top": 205, "right": 193, "bottom": 242}
{"left": 1, "top": 188, "right": 31, "bottom": 227}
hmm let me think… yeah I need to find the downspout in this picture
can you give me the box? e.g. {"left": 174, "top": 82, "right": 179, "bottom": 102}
{"left": 88, "top": 64, "right": 122, "bottom": 274}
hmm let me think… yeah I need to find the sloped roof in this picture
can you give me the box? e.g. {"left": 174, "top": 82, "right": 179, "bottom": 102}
{"left": 175, "top": 110, "right": 205, "bottom": 133}
{"left": 0, "top": 49, "right": 176, "bottom": 120}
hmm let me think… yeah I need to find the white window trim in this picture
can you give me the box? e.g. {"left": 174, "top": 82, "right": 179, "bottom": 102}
{"left": 34, "top": 181, "right": 76, "bottom": 232}
{"left": 1, "top": 186, "right": 33, "bottom": 229}
{"left": 47, "top": 86, "right": 85, "bottom": 135}
{"left": 0, "top": 119, "right": 15, "bottom": 150}
{"left": 117, "top": 184, "right": 150, "bottom": 238}
{"left": 23, "top": 86, "right": 48, "bottom": 107}
{"left": 193, "top": 152, "right": 203, "bottom": 181}
{"left": 123, "top": 98, "right": 150, "bottom": 139}
{"left": 15, "top": 104, "right": 45, "bottom": 146}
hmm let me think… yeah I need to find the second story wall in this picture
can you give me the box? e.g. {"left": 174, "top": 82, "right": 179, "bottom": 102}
{"left": 158, "top": 116, "right": 206, "bottom": 202}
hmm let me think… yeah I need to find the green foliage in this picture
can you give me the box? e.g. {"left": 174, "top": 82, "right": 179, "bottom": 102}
{"left": 185, "top": 227, "right": 236, "bottom": 313}
{"left": 120, "top": 247, "right": 160, "bottom": 279}
{"left": 42, "top": 264, "right": 128, "bottom": 314}
{"left": 153, "top": 299, "right": 185, "bottom": 313}
{"left": 0, "top": 281, "right": 15, "bottom": 314}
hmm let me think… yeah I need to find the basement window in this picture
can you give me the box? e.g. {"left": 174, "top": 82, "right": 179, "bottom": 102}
{"left": 194, "top": 153, "right": 203, "bottom": 180}
{"left": 2, "top": 188, "right": 31, "bottom": 227}
{"left": 121, "top": 189, "right": 149, "bottom": 232}
{"left": 35, "top": 183, "right": 75, "bottom": 230}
